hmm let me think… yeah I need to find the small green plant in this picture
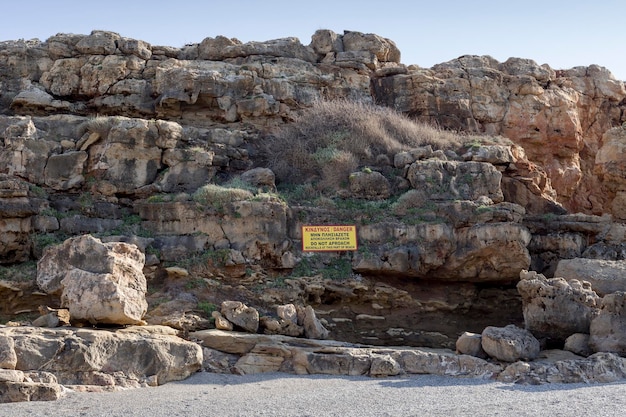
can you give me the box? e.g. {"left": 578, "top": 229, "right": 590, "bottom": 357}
{"left": 32, "top": 233, "right": 65, "bottom": 254}
{"left": 277, "top": 183, "right": 320, "bottom": 205}
{"left": 197, "top": 301, "right": 217, "bottom": 317}
{"left": 0, "top": 261, "right": 37, "bottom": 283}
{"left": 106, "top": 213, "right": 153, "bottom": 238}
{"left": 357, "top": 244, "right": 375, "bottom": 258}
{"left": 290, "top": 257, "right": 316, "bottom": 277}
{"left": 476, "top": 205, "right": 494, "bottom": 214}
{"left": 39, "top": 207, "right": 65, "bottom": 219}
{"left": 184, "top": 278, "right": 206, "bottom": 290}
{"left": 29, "top": 184, "right": 48, "bottom": 198}
{"left": 167, "top": 248, "right": 231, "bottom": 271}
{"left": 77, "top": 191, "right": 94, "bottom": 209}
{"left": 146, "top": 194, "right": 171, "bottom": 203}
{"left": 321, "top": 257, "right": 353, "bottom": 281}
{"left": 267, "top": 276, "right": 288, "bottom": 288}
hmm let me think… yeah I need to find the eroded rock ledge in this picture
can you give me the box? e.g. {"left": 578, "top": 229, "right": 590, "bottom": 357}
{"left": 192, "top": 329, "right": 626, "bottom": 385}
{"left": 0, "top": 325, "right": 202, "bottom": 403}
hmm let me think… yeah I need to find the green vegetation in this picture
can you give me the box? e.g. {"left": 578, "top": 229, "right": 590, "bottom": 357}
{"left": 197, "top": 301, "right": 218, "bottom": 317}
{"left": 334, "top": 197, "right": 398, "bottom": 224}
{"left": 184, "top": 278, "right": 207, "bottom": 290}
{"left": 31, "top": 233, "right": 66, "bottom": 254}
{"left": 77, "top": 191, "right": 94, "bottom": 210}
{"left": 0, "top": 260, "right": 37, "bottom": 283}
{"left": 167, "top": 248, "right": 232, "bottom": 270}
{"left": 146, "top": 194, "right": 172, "bottom": 203}
{"left": 288, "top": 254, "right": 354, "bottom": 281}
{"left": 29, "top": 184, "right": 48, "bottom": 198}
{"left": 320, "top": 257, "right": 352, "bottom": 281}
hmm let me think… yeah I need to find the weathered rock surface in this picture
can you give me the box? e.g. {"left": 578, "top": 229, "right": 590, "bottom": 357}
{"left": 0, "top": 370, "right": 64, "bottom": 403}
{"left": 456, "top": 331, "right": 488, "bottom": 359}
{"left": 497, "top": 351, "right": 626, "bottom": 384}
{"left": 220, "top": 301, "right": 259, "bottom": 333}
{"left": 37, "top": 235, "right": 147, "bottom": 325}
{"left": 191, "top": 329, "right": 626, "bottom": 385}
{"left": 517, "top": 270, "right": 600, "bottom": 343}
{"left": 589, "top": 292, "right": 626, "bottom": 355}
{"left": 0, "top": 325, "right": 202, "bottom": 393}
{"left": 191, "top": 329, "right": 501, "bottom": 378}
{"left": 555, "top": 258, "right": 626, "bottom": 296}
{"left": 564, "top": 333, "right": 592, "bottom": 357}
{"left": 481, "top": 325, "right": 540, "bottom": 362}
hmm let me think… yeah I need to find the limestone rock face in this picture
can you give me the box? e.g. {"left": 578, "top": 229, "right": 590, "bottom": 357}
{"left": 0, "top": 174, "right": 44, "bottom": 263}
{"left": 0, "top": 370, "right": 63, "bottom": 403}
{"left": 517, "top": 270, "right": 600, "bottom": 342}
{"left": 595, "top": 125, "right": 626, "bottom": 198}
{"left": 406, "top": 160, "right": 503, "bottom": 203}
{"left": 37, "top": 234, "right": 148, "bottom": 325}
{"left": 0, "top": 325, "right": 202, "bottom": 392}
{"left": 481, "top": 324, "right": 540, "bottom": 362}
{"left": 373, "top": 57, "right": 625, "bottom": 215}
{"left": 555, "top": 258, "right": 626, "bottom": 296}
{"left": 589, "top": 292, "right": 626, "bottom": 355}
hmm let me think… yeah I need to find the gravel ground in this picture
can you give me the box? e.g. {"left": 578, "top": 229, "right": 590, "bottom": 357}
{"left": 2, "top": 372, "right": 626, "bottom": 417}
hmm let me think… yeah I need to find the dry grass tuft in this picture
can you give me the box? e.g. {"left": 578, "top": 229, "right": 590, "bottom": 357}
{"left": 265, "top": 99, "right": 464, "bottom": 190}
{"left": 192, "top": 184, "right": 253, "bottom": 208}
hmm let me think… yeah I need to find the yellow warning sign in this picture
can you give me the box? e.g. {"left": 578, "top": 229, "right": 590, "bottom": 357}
{"left": 302, "top": 225, "right": 357, "bottom": 252}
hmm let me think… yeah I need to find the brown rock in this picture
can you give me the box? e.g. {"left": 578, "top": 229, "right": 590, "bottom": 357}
{"left": 221, "top": 301, "right": 259, "bottom": 333}
{"left": 37, "top": 234, "right": 148, "bottom": 325}
{"left": 589, "top": 292, "right": 626, "bottom": 355}
{"left": 555, "top": 258, "right": 626, "bottom": 296}
{"left": 481, "top": 324, "right": 540, "bottom": 362}
{"left": 456, "top": 331, "right": 488, "bottom": 359}
{"left": 517, "top": 270, "right": 600, "bottom": 342}
{"left": 349, "top": 170, "right": 391, "bottom": 200}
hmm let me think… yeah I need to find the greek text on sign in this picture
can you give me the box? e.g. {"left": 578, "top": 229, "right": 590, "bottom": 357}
{"left": 302, "top": 225, "right": 357, "bottom": 251}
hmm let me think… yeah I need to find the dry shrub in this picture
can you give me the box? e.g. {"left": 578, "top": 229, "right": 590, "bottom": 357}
{"left": 80, "top": 115, "right": 126, "bottom": 138}
{"left": 192, "top": 184, "right": 253, "bottom": 208}
{"left": 266, "top": 99, "right": 463, "bottom": 190}
{"left": 391, "top": 189, "right": 428, "bottom": 215}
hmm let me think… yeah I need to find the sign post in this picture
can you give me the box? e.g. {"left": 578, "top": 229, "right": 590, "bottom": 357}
{"left": 301, "top": 225, "right": 357, "bottom": 252}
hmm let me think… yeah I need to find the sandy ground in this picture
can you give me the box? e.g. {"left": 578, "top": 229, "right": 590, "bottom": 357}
{"left": 2, "top": 372, "right": 626, "bottom": 417}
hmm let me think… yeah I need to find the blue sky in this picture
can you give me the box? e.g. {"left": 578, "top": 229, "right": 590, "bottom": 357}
{"left": 2, "top": 0, "right": 624, "bottom": 80}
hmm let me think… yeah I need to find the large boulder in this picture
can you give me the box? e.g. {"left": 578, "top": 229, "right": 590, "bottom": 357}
{"left": 456, "top": 331, "right": 488, "bottom": 359}
{"left": 555, "top": 258, "right": 626, "bottom": 296}
{"left": 0, "top": 325, "right": 202, "bottom": 393}
{"left": 589, "top": 292, "right": 626, "bottom": 355}
{"left": 517, "top": 270, "right": 600, "bottom": 343}
{"left": 37, "top": 234, "right": 148, "bottom": 325}
{"left": 220, "top": 301, "right": 259, "bottom": 333}
{"left": 481, "top": 324, "right": 540, "bottom": 362}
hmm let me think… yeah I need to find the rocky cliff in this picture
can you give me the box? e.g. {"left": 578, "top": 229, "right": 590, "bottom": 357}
{"left": 1, "top": 29, "right": 626, "bottom": 353}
